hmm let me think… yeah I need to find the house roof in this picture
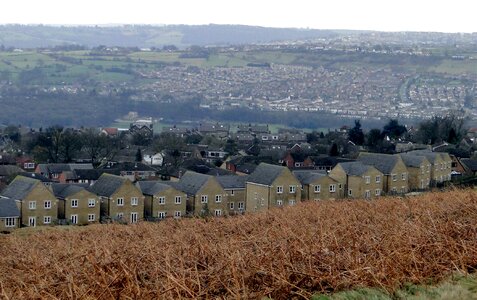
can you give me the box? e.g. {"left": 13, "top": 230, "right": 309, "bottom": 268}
{"left": 216, "top": 175, "right": 248, "bottom": 189}
{"left": 37, "top": 163, "right": 94, "bottom": 174}
{"left": 137, "top": 181, "right": 173, "bottom": 195}
{"left": 338, "top": 161, "right": 374, "bottom": 176}
{"left": 174, "top": 171, "right": 211, "bottom": 195}
{"left": 406, "top": 150, "right": 440, "bottom": 163}
{"left": 0, "top": 197, "right": 20, "bottom": 218}
{"left": 292, "top": 170, "right": 329, "bottom": 185}
{"left": 358, "top": 153, "right": 401, "bottom": 174}
{"left": 247, "top": 163, "right": 285, "bottom": 186}
{"left": 400, "top": 154, "right": 427, "bottom": 168}
{"left": 460, "top": 158, "right": 477, "bottom": 172}
{"left": 0, "top": 165, "right": 22, "bottom": 177}
{"left": 18, "top": 172, "right": 55, "bottom": 183}
{"left": 101, "top": 162, "right": 157, "bottom": 172}
{"left": 88, "top": 174, "right": 128, "bottom": 197}
{"left": 52, "top": 183, "right": 89, "bottom": 199}
{"left": 0, "top": 176, "right": 39, "bottom": 200}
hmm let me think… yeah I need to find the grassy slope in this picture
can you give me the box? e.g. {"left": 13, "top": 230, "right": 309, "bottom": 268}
{"left": 1, "top": 190, "right": 477, "bottom": 299}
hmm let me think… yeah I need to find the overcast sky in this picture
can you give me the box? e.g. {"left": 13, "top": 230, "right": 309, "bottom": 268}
{"left": 1, "top": 0, "right": 476, "bottom": 33}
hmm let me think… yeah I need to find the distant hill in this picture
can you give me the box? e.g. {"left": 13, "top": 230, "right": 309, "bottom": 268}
{"left": 0, "top": 24, "right": 354, "bottom": 48}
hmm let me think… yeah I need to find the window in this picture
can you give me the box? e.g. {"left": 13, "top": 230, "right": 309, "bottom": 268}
{"left": 277, "top": 199, "right": 283, "bottom": 206}
{"left": 117, "top": 213, "right": 124, "bottom": 220}
{"left": 230, "top": 190, "right": 235, "bottom": 196}
{"left": 130, "top": 212, "right": 138, "bottom": 223}
{"left": 289, "top": 199, "right": 296, "bottom": 206}
{"left": 375, "top": 175, "right": 381, "bottom": 183}
{"left": 29, "top": 201, "right": 36, "bottom": 210}
{"left": 174, "top": 211, "right": 181, "bottom": 218}
{"left": 88, "top": 214, "right": 95, "bottom": 222}
{"left": 158, "top": 196, "right": 165, "bottom": 204}
{"left": 238, "top": 202, "right": 244, "bottom": 210}
{"left": 24, "top": 162, "right": 35, "bottom": 169}
{"left": 329, "top": 184, "right": 336, "bottom": 193}
{"left": 44, "top": 200, "right": 51, "bottom": 209}
{"left": 117, "top": 198, "right": 124, "bottom": 206}
{"left": 364, "top": 190, "right": 371, "bottom": 198}
{"left": 44, "top": 216, "right": 51, "bottom": 224}
{"left": 52, "top": 173, "right": 59, "bottom": 179}
{"left": 348, "top": 189, "right": 352, "bottom": 196}
{"left": 131, "top": 197, "right": 138, "bottom": 206}
{"left": 421, "top": 166, "right": 425, "bottom": 174}
{"left": 375, "top": 189, "right": 381, "bottom": 196}
{"left": 71, "top": 199, "right": 78, "bottom": 208}
{"left": 229, "top": 202, "right": 234, "bottom": 209}
{"left": 365, "top": 176, "right": 370, "bottom": 184}
{"left": 392, "top": 174, "right": 397, "bottom": 182}
{"left": 277, "top": 186, "right": 283, "bottom": 194}
{"left": 289, "top": 186, "right": 296, "bottom": 193}
{"left": 215, "top": 195, "right": 222, "bottom": 203}
{"left": 214, "top": 209, "right": 222, "bottom": 216}
{"left": 401, "top": 173, "right": 406, "bottom": 181}
{"left": 5, "top": 217, "right": 16, "bottom": 227}
{"left": 88, "top": 199, "right": 96, "bottom": 207}
{"left": 175, "top": 196, "right": 181, "bottom": 204}
{"left": 314, "top": 185, "right": 321, "bottom": 193}
{"left": 71, "top": 215, "right": 78, "bottom": 224}
{"left": 158, "top": 212, "right": 166, "bottom": 219}
{"left": 401, "top": 186, "right": 406, "bottom": 193}
{"left": 201, "top": 195, "right": 208, "bottom": 203}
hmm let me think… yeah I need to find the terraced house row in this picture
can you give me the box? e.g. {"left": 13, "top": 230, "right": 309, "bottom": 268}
{"left": 0, "top": 151, "right": 452, "bottom": 232}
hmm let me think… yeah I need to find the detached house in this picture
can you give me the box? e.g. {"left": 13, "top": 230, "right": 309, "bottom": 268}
{"left": 216, "top": 175, "right": 248, "bottom": 214}
{"left": 0, "top": 197, "right": 20, "bottom": 232}
{"left": 357, "top": 153, "right": 409, "bottom": 195}
{"left": 293, "top": 170, "right": 343, "bottom": 200}
{"left": 137, "top": 181, "right": 186, "bottom": 220}
{"left": 329, "top": 161, "right": 383, "bottom": 199}
{"left": 52, "top": 184, "right": 101, "bottom": 225}
{"left": 246, "top": 163, "right": 301, "bottom": 212}
{"left": 88, "top": 174, "right": 144, "bottom": 224}
{"left": 173, "top": 172, "right": 228, "bottom": 217}
{"left": 0, "top": 176, "right": 59, "bottom": 227}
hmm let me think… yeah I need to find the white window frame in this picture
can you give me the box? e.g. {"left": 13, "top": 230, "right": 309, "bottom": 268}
{"left": 175, "top": 196, "right": 181, "bottom": 204}
{"left": 375, "top": 175, "right": 381, "bottom": 183}
{"left": 117, "top": 213, "right": 124, "bottom": 220}
{"left": 71, "top": 199, "right": 78, "bottom": 208}
{"left": 289, "top": 186, "right": 296, "bottom": 194}
{"left": 365, "top": 176, "right": 370, "bottom": 184}
{"left": 277, "top": 199, "right": 283, "bottom": 206}
{"left": 375, "top": 189, "right": 381, "bottom": 196}
{"left": 70, "top": 214, "right": 78, "bottom": 224}
{"left": 131, "top": 197, "right": 138, "bottom": 206}
{"left": 314, "top": 185, "right": 321, "bottom": 193}
{"left": 5, "top": 217, "right": 16, "bottom": 227}
{"left": 117, "top": 198, "right": 124, "bottom": 206}
{"left": 229, "top": 202, "right": 234, "bottom": 209}
{"left": 401, "top": 173, "right": 406, "bottom": 181}
{"left": 276, "top": 186, "right": 283, "bottom": 194}
{"left": 158, "top": 196, "right": 165, "bottom": 205}
{"left": 88, "top": 214, "right": 95, "bottom": 222}
{"left": 44, "top": 200, "right": 51, "bottom": 209}
{"left": 230, "top": 190, "right": 235, "bottom": 196}
{"left": 215, "top": 195, "right": 222, "bottom": 203}
{"left": 130, "top": 212, "right": 138, "bottom": 223}
{"left": 238, "top": 202, "right": 244, "bottom": 210}
{"left": 329, "top": 184, "right": 336, "bottom": 193}
{"left": 201, "top": 195, "right": 208, "bottom": 203}
{"left": 174, "top": 211, "right": 181, "bottom": 218}
{"left": 214, "top": 209, "right": 222, "bottom": 216}
{"left": 29, "top": 201, "right": 36, "bottom": 210}
{"left": 364, "top": 190, "right": 370, "bottom": 198}
{"left": 88, "top": 199, "right": 96, "bottom": 207}
{"left": 158, "top": 211, "right": 166, "bottom": 219}
{"left": 44, "top": 216, "right": 51, "bottom": 224}
{"left": 289, "top": 199, "right": 296, "bottom": 206}
{"left": 348, "top": 189, "right": 352, "bottom": 196}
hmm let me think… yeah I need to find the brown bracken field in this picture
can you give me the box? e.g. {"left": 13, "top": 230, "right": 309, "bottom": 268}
{"left": 1, "top": 190, "right": 477, "bottom": 299}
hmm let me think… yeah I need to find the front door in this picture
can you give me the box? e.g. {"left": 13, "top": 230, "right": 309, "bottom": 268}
{"left": 130, "top": 212, "right": 138, "bottom": 224}
{"left": 71, "top": 214, "right": 78, "bottom": 224}
{"left": 28, "top": 216, "right": 36, "bottom": 227}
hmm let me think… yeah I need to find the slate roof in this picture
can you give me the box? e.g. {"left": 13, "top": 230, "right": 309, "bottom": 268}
{"left": 52, "top": 183, "right": 89, "bottom": 199}
{"left": 101, "top": 162, "right": 157, "bottom": 172}
{"left": 37, "top": 163, "right": 94, "bottom": 174}
{"left": 18, "top": 172, "right": 54, "bottom": 183}
{"left": 400, "top": 154, "right": 427, "bottom": 168}
{"left": 216, "top": 175, "right": 248, "bottom": 189}
{"left": 358, "top": 153, "right": 400, "bottom": 174}
{"left": 137, "top": 181, "right": 173, "bottom": 195}
{"left": 407, "top": 150, "right": 440, "bottom": 163}
{"left": 247, "top": 163, "right": 285, "bottom": 186}
{"left": 292, "top": 170, "right": 329, "bottom": 185}
{"left": 0, "top": 165, "right": 22, "bottom": 177}
{"left": 72, "top": 169, "right": 108, "bottom": 181}
{"left": 460, "top": 158, "right": 477, "bottom": 172}
{"left": 0, "top": 176, "right": 39, "bottom": 200}
{"left": 174, "top": 172, "right": 211, "bottom": 195}
{"left": 88, "top": 174, "right": 127, "bottom": 197}
{"left": 338, "top": 161, "right": 373, "bottom": 176}
{"left": 0, "top": 197, "right": 20, "bottom": 218}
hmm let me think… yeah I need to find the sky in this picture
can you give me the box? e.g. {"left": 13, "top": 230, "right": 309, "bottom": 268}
{"left": 1, "top": 0, "right": 476, "bottom": 33}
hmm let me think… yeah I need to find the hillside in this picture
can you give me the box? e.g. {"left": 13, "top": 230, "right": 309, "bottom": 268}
{"left": 1, "top": 190, "right": 477, "bottom": 299}
{"left": 0, "top": 24, "right": 346, "bottom": 48}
